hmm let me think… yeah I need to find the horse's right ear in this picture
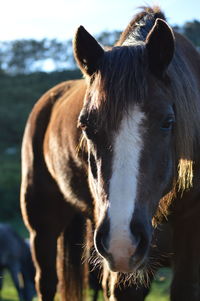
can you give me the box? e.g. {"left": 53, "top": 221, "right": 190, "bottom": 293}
{"left": 73, "top": 26, "right": 104, "bottom": 76}
{"left": 146, "top": 18, "right": 175, "bottom": 78}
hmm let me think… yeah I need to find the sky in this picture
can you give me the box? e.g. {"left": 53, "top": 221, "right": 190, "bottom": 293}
{"left": 1, "top": 0, "right": 200, "bottom": 41}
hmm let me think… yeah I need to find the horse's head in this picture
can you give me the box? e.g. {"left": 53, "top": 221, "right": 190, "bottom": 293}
{"left": 74, "top": 19, "right": 175, "bottom": 273}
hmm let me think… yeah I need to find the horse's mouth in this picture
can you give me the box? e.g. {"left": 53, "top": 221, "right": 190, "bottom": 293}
{"left": 104, "top": 248, "right": 149, "bottom": 274}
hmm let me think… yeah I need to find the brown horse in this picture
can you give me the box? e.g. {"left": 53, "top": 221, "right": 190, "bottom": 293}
{"left": 21, "top": 6, "right": 200, "bottom": 301}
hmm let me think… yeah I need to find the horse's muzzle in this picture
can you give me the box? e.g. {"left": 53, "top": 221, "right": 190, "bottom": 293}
{"left": 95, "top": 218, "right": 151, "bottom": 273}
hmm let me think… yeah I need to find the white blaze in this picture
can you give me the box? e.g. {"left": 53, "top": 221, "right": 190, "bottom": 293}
{"left": 108, "top": 105, "right": 145, "bottom": 267}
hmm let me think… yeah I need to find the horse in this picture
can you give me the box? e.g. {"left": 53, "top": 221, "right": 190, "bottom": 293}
{"left": 0, "top": 223, "right": 35, "bottom": 301}
{"left": 20, "top": 6, "right": 200, "bottom": 301}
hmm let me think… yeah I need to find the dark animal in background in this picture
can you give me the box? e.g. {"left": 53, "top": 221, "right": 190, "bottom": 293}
{"left": 0, "top": 224, "right": 35, "bottom": 300}
{"left": 21, "top": 5, "right": 200, "bottom": 301}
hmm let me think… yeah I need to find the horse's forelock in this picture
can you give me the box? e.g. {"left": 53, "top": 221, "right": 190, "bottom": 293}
{"left": 87, "top": 44, "right": 147, "bottom": 132}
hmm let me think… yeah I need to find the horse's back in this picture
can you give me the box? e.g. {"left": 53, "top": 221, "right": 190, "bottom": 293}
{"left": 174, "top": 31, "right": 200, "bottom": 89}
{"left": 21, "top": 79, "right": 85, "bottom": 167}
{"left": 20, "top": 79, "right": 89, "bottom": 230}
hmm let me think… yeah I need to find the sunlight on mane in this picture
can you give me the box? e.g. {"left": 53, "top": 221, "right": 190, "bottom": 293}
{"left": 178, "top": 159, "right": 194, "bottom": 192}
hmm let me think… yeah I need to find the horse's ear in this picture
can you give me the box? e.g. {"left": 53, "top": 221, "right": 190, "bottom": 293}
{"left": 73, "top": 26, "right": 104, "bottom": 76}
{"left": 146, "top": 18, "right": 175, "bottom": 78}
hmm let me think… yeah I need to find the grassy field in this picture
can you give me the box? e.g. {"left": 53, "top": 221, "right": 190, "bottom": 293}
{"left": 146, "top": 268, "right": 171, "bottom": 301}
{"left": 0, "top": 272, "right": 19, "bottom": 301}
{"left": 1, "top": 268, "right": 171, "bottom": 300}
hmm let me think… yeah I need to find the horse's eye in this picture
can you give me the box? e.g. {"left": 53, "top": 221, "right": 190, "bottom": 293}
{"left": 78, "top": 114, "right": 98, "bottom": 140}
{"left": 161, "top": 117, "right": 175, "bottom": 131}
{"left": 79, "top": 122, "right": 87, "bottom": 131}
{"left": 79, "top": 122, "right": 96, "bottom": 140}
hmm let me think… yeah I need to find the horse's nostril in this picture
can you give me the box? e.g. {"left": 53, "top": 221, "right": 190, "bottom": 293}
{"left": 130, "top": 219, "right": 151, "bottom": 250}
{"left": 131, "top": 233, "right": 141, "bottom": 248}
{"left": 129, "top": 232, "right": 150, "bottom": 269}
{"left": 101, "top": 237, "right": 108, "bottom": 252}
{"left": 94, "top": 216, "right": 110, "bottom": 258}
{"left": 95, "top": 228, "right": 109, "bottom": 258}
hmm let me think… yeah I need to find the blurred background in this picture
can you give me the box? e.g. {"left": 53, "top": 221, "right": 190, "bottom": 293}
{"left": 0, "top": 0, "right": 200, "bottom": 299}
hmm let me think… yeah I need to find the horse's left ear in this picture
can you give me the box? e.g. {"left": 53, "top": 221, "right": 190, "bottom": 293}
{"left": 146, "top": 18, "right": 175, "bottom": 78}
{"left": 73, "top": 26, "right": 104, "bottom": 76}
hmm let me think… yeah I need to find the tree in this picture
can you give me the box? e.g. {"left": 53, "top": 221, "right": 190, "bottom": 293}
{"left": 97, "top": 30, "right": 121, "bottom": 47}
{"left": 183, "top": 20, "right": 200, "bottom": 47}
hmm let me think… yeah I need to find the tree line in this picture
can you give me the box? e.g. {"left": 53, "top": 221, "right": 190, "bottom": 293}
{"left": 0, "top": 31, "right": 121, "bottom": 75}
{"left": 0, "top": 19, "right": 200, "bottom": 75}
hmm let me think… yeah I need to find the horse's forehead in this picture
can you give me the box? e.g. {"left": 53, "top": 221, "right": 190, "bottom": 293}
{"left": 114, "top": 105, "right": 146, "bottom": 140}
{"left": 85, "top": 72, "right": 173, "bottom": 136}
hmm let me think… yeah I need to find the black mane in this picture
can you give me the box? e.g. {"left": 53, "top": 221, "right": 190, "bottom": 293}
{"left": 117, "top": 6, "right": 166, "bottom": 45}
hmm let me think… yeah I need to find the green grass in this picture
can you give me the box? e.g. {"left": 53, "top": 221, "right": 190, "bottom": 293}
{"left": 1, "top": 268, "right": 171, "bottom": 300}
{"left": 146, "top": 268, "right": 171, "bottom": 301}
{"left": 1, "top": 272, "right": 37, "bottom": 301}
{"left": 0, "top": 272, "right": 19, "bottom": 301}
